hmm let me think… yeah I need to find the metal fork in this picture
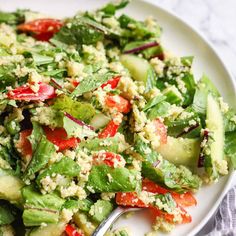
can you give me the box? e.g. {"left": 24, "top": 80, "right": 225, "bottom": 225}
{"left": 92, "top": 207, "right": 142, "bottom": 236}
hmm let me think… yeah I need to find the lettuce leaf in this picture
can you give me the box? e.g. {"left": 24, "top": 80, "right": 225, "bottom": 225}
{"left": 0, "top": 200, "right": 16, "bottom": 225}
{"left": 224, "top": 109, "right": 236, "bottom": 133}
{"left": 22, "top": 186, "right": 65, "bottom": 226}
{"left": 0, "top": 10, "right": 25, "bottom": 25}
{"left": 225, "top": 131, "right": 236, "bottom": 168}
{"left": 193, "top": 75, "right": 220, "bottom": 114}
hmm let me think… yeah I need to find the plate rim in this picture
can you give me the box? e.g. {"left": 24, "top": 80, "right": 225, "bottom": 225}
{"left": 1, "top": 0, "right": 236, "bottom": 235}
{"left": 140, "top": 0, "right": 236, "bottom": 235}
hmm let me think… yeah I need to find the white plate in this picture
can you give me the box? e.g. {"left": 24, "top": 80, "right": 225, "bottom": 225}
{"left": 1, "top": 0, "right": 235, "bottom": 235}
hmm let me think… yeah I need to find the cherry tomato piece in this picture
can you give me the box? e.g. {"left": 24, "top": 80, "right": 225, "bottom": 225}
{"left": 153, "top": 118, "right": 167, "bottom": 144}
{"left": 18, "top": 19, "right": 63, "bottom": 41}
{"left": 98, "top": 120, "right": 120, "bottom": 139}
{"left": 105, "top": 95, "right": 131, "bottom": 114}
{"left": 43, "top": 127, "right": 80, "bottom": 151}
{"left": 65, "top": 224, "right": 83, "bottom": 236}
{"left": 7, "top": 83, "right": 56, "bottom": 101}
{"left": 101, "top": 76, "right": 121, "bottom": 89}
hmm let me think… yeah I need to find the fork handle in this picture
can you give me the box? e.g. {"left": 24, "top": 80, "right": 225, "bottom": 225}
{"left": 92, "top": 207, "right": 126, "bottom": 236}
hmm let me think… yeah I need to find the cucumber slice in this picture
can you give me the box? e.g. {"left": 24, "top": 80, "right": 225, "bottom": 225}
{"left": 0, "top": 170, "right": 24, "bottom": 204}
{"left": 89, "top": 113, "right": 110, "bottom": 130}
{"left": 29, "top": 222, "right": 66, "bottom": 236}
{"left": 156, "top": 136, "right": 200, "bottom": 167}
{"left": 73, "top": 212, "right": 97, "bottom": 236}
{"left": 205, "top": 94, "right": 227, "bottom": 179}
{"left": 120, "top": 54, "right": 155, "bottom": 91}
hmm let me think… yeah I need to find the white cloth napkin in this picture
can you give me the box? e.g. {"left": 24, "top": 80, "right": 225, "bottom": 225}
{"left": 200, "top": 186, "right": 236, "bottom": 236}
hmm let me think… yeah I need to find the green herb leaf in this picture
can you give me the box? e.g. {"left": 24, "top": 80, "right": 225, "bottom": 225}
{"left": 23, "top": 125, "right": 56, "bottom": 181}
{"left": 36, "top": 157, "right": 80, "bottom": 186}
{"left": 71, "top": 72, "right": 114, "bottom": 97}
{"left": 87, "top": 165, "right": 141, "bottom": 193}
{"left": 53, "top": 95, "right": 95, "bottom": 123}
{"left": 53, "top": 17, "right": 104, "bottom": 49}
{"left": 100, "top": 0, "right": 130, "bottom": 16}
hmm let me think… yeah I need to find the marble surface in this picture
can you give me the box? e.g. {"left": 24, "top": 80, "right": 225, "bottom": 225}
{"left": 146, "top": 0, "right": 236, "bottom": 234}
{"left": 147, "top": 0, "right": 236, "bottom": 79}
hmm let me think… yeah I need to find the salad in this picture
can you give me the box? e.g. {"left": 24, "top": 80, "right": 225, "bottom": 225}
{"left": 0, "top": 1, "right": 235, "bottom": 235}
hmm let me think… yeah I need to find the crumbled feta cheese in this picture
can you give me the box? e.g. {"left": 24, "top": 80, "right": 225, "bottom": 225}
{"left": 63, "top": 150, "right": 76, "bottom": 160}
{"left": 189, "top": 119, "right": 197, "bottom": 126}
{"left": 93, "top": 87, "right": 107, "bottom": 107}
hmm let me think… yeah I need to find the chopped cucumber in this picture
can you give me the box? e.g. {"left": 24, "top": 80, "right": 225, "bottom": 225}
{"left": 73, "top": 212, "right": 97, "bottom": 236}
{"left": 120, "top": 54, "right": 155, "bottom": 92}
{"left": 89, "top": 113, "right": 110, "bottom": 130}
{"left": 204, "top": 94, "right": 227, "bottom": 180}
{"left": 156, "top": 136, "right": 200, "bottom": 167}
{"left": 0, "top": 169, "right": 24, "bottom": 204}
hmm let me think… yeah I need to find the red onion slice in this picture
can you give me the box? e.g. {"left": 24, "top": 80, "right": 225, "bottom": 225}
{"left": 64, "top": 112, "right": 95, "bottom": 131}
{"left": 124, "top": 41, "right": 159, "bottom": 54}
